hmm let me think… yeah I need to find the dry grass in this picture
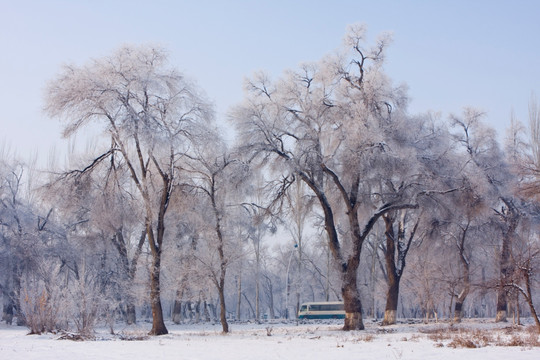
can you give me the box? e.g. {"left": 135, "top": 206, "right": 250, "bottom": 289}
{"left": 447, "top": 337, "right": 478, "bottom": 348}
{"left": 57, "top": 332, "right": 95, "bottom": 341}
{"left": 117, "top": 329, "right": 149, "bottom": 341}
{"left": 360, "top": 334, "right": 375, "bottom": 342}
{"left": 428, "top": 326, "right": 540, "bottom": 349}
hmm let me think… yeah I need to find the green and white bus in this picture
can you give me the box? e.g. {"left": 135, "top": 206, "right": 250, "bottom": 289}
{"left": 297, "top": 301, "right": 345, "bottom": 319}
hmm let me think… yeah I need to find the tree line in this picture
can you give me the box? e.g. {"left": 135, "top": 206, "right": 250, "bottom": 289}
{"left": 1, "top": 24, "right": 539, "bottom": 335}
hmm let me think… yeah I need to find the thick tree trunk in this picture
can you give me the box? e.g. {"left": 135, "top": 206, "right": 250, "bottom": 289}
{"left": 148, "top": 255, "right": 168, "bottom": 335}
{"left": 382, "top": 279, "right": 399, "bottom": 326}
{"left": 495, "top": 292, "right": 507, "bottom": 322}
{"left": 453, "top": 300, "right": 465, "bottom": 323}
{"left": 342, "top": 270, "right": 364, "bottom": 331}
{"left": 298, "top": 172, "right": 416, "bottom": 331}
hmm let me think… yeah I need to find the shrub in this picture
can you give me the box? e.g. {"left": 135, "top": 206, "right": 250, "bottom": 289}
{"left": 20, "top": 287, "right": 60, "bottom": 335}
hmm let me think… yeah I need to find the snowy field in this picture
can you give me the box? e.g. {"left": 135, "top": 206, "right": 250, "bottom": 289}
{"left": 1, "top": 319, "right": 540, "bottom": 360}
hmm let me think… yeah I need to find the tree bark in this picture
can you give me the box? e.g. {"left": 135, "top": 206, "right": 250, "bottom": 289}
{"left": 111, "top": 230, "right": 143, "bottom": 326}
{"left": 523, "top": 271, "right": 540, "bottom": 332}
{"left": 453, "top": 223, "right": 471, "bottom": 323}
{"left": 342, "top": 269, "right": 364, "bottom": 330}
{"left": 453, "top": 281, "right": 469, "bottom": 323}
{"left": 2, "top": 296, "right": 14, "bottom": 325}
{"left": 496, "top": 198, "right": 519, "bottom": 323}
{"left": 172, "top": 289, "right": 183, "bottom": 325}
{"left": 125, "top": 304, "right": 136, "bottom": 325}
{"left": 236, "top": 273, "right": 242, "bottom": 320}
{"left": 382, "top": 280, "right": 399, "bottom": 326}
{"left": 381, "top": 212, "right": 417, "bottom": 326}
{"left": 496, "top": 233, "right": 511, "bottom": 322}
{"left": 218, "top": 282, "right": 229, "bottom": 333}
{"left": 148, "top": 253, "right": 168, "bottom": 335}
{"left": 382, "top": 215, "right": 399, "bottom": 326}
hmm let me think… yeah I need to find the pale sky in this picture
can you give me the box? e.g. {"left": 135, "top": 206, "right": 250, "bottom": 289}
{"left": 1, "top": 0, "right": 539, "bottom": 166}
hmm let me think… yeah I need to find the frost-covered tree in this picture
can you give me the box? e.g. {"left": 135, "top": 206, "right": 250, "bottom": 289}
{"left": 501, "top": 96, "right": 540, "bottom": 330}
{"left": 0, "top": 160, "right": 31, "bottom": 325}
{"left": 0, "top": 157, "right": 56, "bottom": 327}
{"left": 371, "top": 112, "right": 462, "bottom": 325}
{"left": 451, "top": 108, "right": 518, "bottom": 323}
{"left": 179, "top": 134, "right": 247, "bottom": 332}
{"left": 283, "top": 180, "right": 315, "bottom": 318}
{"left": 231, "top": 24, "right": 420, "bottom": 330}
{"left": 44, "top": 45, "right": 213, "bottom": 335}
{"left": 45, "top": 157, "right": 146, "bottom": 326}
{"left": 239, "top": 175, "right": 278, "bottom": 323}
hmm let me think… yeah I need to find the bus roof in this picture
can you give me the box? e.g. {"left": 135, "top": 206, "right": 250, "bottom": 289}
{"left": 300, "top": 301, "right": 343, "bottom": 305}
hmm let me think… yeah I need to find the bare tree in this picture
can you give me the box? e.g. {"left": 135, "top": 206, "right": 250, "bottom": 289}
{"left": 44, "top": 45, "right": 213, "bottom": 335}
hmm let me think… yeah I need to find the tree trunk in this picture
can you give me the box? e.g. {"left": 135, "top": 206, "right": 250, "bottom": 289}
{"left": 382, "top": 278, "right": 399, "bottom": 326}
{"left": 496, "top": 236, "right": 510, "bottom": 323}
{"left": 496, "top": 199, "right": 518, "bottom": 323}
{"left": 496, "top": 287, "right": 508, "bottom": 322}
{"left": 342, "top": 269, "right": 364, "bottom": 331}
{"left": 2, "top": 297, "right": 14, "bottom": 325}
{"left": 148, "top": 254, "right": 168, "bottom": 335}
{"left": 218, "top": 283, "right": 229, "bottom": 333}
{"left": 236, "top": 274, "right": 242, "bottom": 320}
{"left": 172, "top": 289, "right": 183, "bottom": 324}
{"left": 209, "top": 177, "right": 230, "bottom": 333}
{"left": 126, "top": 303, "right": 136, "bottom": 325}
{"left": 112, "top": 229, "right": 145, "bottom": 326}
{"left": 255, "top": 249, "right": 260, "bottom": 323}
{"left": 453, "top": 299, "right": 465, "bottom": 323}
{"left": 382, "top": 215, "right": 399, "bottom": 326}
{"left": 203, "top": 300, "right": 211, "bottom": 322}
{"left": 217, "top": 243, "right": 229, "bottom": 332}
{"left": 454, "top": 223, "right": 471, "bottom": 323}
{"left": 454, "top": 281, "right": 470, "bottom": 323}
{"left": 269, "top": 291, "right": 275, "bottom": 320}
{"left": 520, "top": 259, "right": 540, "bottom": 332}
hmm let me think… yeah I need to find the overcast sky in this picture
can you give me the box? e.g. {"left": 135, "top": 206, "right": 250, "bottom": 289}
{"left": 2, "top": 0, "right": 539, "bottom": 165}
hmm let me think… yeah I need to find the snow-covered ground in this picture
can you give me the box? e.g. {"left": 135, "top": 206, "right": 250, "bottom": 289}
{"left": 1, "top": 319, "right": 539, "bottom": 360}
